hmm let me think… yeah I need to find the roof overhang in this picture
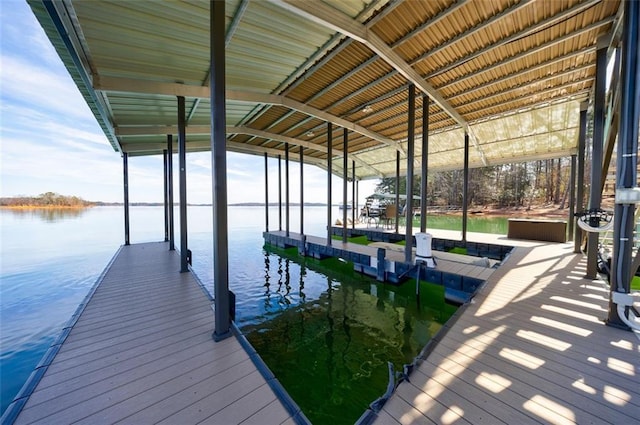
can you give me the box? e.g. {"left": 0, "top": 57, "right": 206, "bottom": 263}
{"left": 27, "top": 0, "right": 621, "bottom": 179}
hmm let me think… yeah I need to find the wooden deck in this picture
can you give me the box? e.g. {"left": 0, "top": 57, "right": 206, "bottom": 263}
{"left": 372, "top": 232, "right": 640, "bottom": 424}
{"left": 10, "top": 242, "right": 296, "bottom": 425}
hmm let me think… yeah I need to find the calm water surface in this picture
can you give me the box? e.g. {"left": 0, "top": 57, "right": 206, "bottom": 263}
{"left": 0, "top": 206, "right": 505, "bottom": 422}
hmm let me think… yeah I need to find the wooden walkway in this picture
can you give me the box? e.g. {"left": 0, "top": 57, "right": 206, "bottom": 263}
{"left": 10, "top": 242, "right": 296, "bottom": 425}
{"left": 372, "top": 232, "right": 640, "bottom": 424}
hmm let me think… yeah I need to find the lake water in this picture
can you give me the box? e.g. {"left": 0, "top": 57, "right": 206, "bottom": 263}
{"left": 0, "top": 206, "right": 505, "bottom": 422}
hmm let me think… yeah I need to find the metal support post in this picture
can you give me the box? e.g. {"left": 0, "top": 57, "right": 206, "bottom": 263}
{"left": 405, "top": 84, "right": 415, "bottom": 263}
{"left": 278, "top": 155, "right": 282, "bottom": 231}
{"left": 586, "top": 39, "right": 608, "bottom": 278}
{"left": 395, "top": 150, "right": 400, "bottom": 233}
{"left": 568, "top": 154, "right": 577, "bottom": 240}
{"left": 343, "top": 128, "right": 348, "bottom": 243}
{"left": 352, "top": 160, "right": 356, "bottom": 229}
{"left": 163, "top": 149, "right": 169, "bottom": 242}
{"left": 211, "top": 0, "right": 231, "bottom": 341}
{"left": 300, "top": 147, "right": 304, "bottom": 235}
{"left": 462, "top": 131, "right": 469, "bottom": 243}
{"left": 285, "top": 143, "right": 290, "bottom": 237}
{"left": 608, "top": 0, "right": 639, "bottom": 328}
{"left": 178, "top": 95, "right": 188, "bottom": 273}
{"left": 264, "top": 153, "right": 269, "bottom": 232}
{"left": 123, "top": 152, "right": 130, "bottom": 246}
{"left": 167, "top": 135, "right": 175, "bottom": 251}
{"left": 420, "top": 95, "right": 429, "bottom": 233}
{"left": 355, "top": 179, "right": 359, "bottom": 225}
{"left": 574, "top": 102, "right": 588, "bottom": 253}
{"left": 327, "top": 122, "right": 332, "bottom": 246}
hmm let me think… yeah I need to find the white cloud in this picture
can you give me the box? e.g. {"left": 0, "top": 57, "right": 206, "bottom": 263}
{"left": 0, "top": 1, "right": 380, "bottom": 207}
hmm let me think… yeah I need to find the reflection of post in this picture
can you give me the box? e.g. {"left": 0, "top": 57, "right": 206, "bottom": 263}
{"left": 341, "top": 278, "right": 352, "bottom": 358}
{"left": 299, "top": 263, "right": 306, "bottom": 336}
{"left": 299, "top": 263, "right": 306, "bottom": 303}
{"left": 284, "top": 258, "right": 291, "bottom": 298}
{"left": 325, "top": 275, "right": 335, "bottom": 390}
{"left": 263, "top": 251, "right": 272, "bottom": 309}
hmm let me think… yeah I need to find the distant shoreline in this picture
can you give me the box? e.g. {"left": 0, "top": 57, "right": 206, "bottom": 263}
{"left": 1, "top": 202, "right": 330, "bottom": 208}
{"left": 0, "top": 205, "right": 92, "bottom": 210}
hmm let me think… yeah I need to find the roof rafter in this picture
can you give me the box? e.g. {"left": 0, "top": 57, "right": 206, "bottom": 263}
{"left": 270, "top": 0, "right": 467, "bottom": 128}
{"left": 435, "top": 16, "right": 615, "bottom": 90}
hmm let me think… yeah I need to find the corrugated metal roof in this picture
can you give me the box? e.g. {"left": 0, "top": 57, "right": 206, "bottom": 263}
{"left": 27, "top": 0, "right": 622, "bottom": 178}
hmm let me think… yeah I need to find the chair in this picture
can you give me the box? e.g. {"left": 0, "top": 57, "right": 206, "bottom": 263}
{"left": 363, "top": 198, "right": 382, "bottom": 227}
{"left": 381, "top": 204, "right": 397, "bottom": 229}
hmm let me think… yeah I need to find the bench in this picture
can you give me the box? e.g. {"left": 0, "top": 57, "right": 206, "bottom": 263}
{"left": 507, "top": 218, "right": 567, "bottom": 242}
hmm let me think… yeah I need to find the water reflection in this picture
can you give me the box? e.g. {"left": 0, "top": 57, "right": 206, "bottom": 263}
{"left": 244, "top": 246, "right": 458, "bottom": 425}
{"left": 1, "top": 207, "right": 90, "bottom": 222}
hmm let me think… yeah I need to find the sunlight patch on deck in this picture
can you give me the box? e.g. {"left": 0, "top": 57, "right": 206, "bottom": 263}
{"left": 529, "top": 316, "right": 592, "bottom": 337}
{"left": 603, "top": 385, "right": 632, "bottom": 405}
{"left": 571, "top": 378, "right": 597, "bottom": 395}
{"left": 498, "top": 348, "right": 545, "bottom": 369}
{"left": 474, "top": 372, "right": 511, "bottom": 393}
{"left": 607, "top": 357, "right": 635, "bottom": 375}
{"left": 414, "top": 326, "right": 507, "bottom": 399}
{"left": 516, "top": 330, "right": 571, "bottom": 351}
{"left": 539, "top": 304, "right": 603, "bottom": 323}
{"left": 439, "top": 404, "right": 464, "bottom": 424}
{"left": 550, "top": 295, "right": 607, "bottom": 311}
{"left": 523, "top": 395, "right": 575, "bottom": 424}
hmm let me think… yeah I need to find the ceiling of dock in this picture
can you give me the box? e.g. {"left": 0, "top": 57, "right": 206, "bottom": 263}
{"left": 28, "top": 0, "right": 622, "bottom": 180}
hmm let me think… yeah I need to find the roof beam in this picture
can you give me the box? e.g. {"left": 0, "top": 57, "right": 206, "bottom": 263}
{"left": 124, "top": 138, "right": 325, "bottom": 164}
{"left": 228, "top": 90, "right": 402, "bottom": 154}
{"left": 94, "top": 75, "right": 402, "bottom": 154}
{"left": 116, "top": 124, "right": 384, "bottom": 178}
{"left": 270, "top": 0, "right": 467, "bottom": 128}
{"left": 228, "top": 127, "right": 385, "bottom": 177}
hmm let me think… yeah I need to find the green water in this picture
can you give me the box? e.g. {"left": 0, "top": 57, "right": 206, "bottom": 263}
{"left": 244, "top": 249, "right": 457, "bottom": 424}
{"left": 414, "top": 214, "right": 508, "bottom": 234}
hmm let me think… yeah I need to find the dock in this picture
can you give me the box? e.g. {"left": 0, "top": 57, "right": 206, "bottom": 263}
{"left": 370, "top": 232, "right": 640, "bottom": 424}
{"left": 264, "top": 227, "right": 639, "bottom": 423}
{"left": 6, "top": 233, "right": 639, "bottom": 424}
{"left": 264, "top": 229, "right": 506, "bottom": 302}
{"left": 6, "top": 242, "right": 299, "bottom": 425}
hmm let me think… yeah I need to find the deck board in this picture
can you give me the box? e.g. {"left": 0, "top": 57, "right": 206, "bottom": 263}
{"left": 13, "top": 242, "right": 292, "bottom": 425}
{"left": 374, "top": 233, "right": 640, "bottom": 425}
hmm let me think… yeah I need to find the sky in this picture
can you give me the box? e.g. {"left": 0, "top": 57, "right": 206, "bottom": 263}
{"left": 0, "top": 0, "right": 378, "bottom": 205}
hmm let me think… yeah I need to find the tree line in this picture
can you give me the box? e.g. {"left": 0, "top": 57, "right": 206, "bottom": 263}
{"left": 376, "top": 158, "right": 587, "bottom": 210}
{"left": 0, "top": 192, "right": 94, "bottom": 207}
